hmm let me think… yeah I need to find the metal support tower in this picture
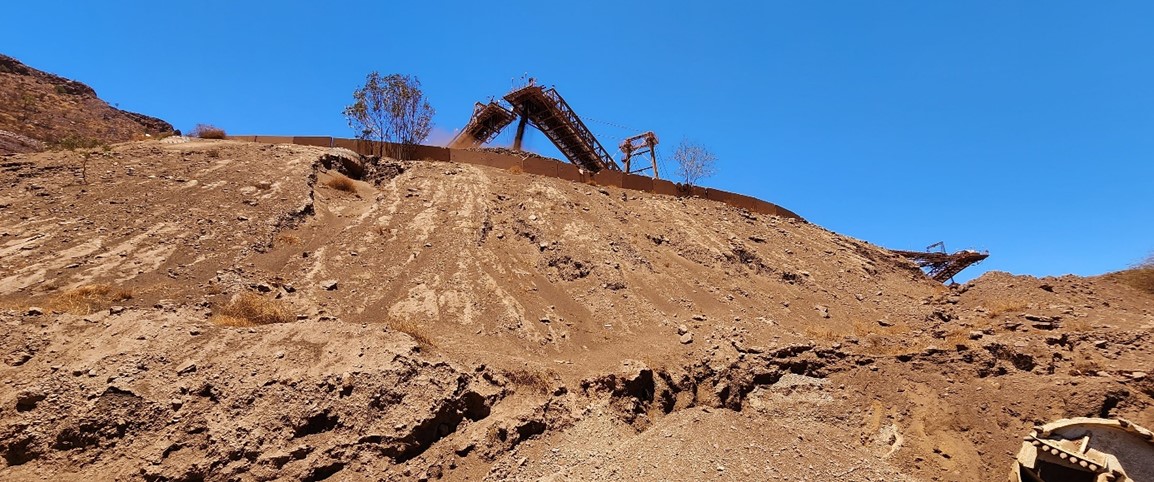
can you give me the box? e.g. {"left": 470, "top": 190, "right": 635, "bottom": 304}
{"left": 620, "top": 132, "right": 660, "bottom": 179}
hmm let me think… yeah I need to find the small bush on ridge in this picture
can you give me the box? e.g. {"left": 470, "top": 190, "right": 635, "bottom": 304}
{"left": 191, "top": 124, "right": 227, "bottom": 139}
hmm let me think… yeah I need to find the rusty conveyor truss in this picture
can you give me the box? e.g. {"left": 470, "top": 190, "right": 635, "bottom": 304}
{"left": 448, "top": 102, "right": 516, "bottom": 149}
{"left": 451, "top": 82, "right": 622, "bottom": 173}
{"left": 893, "top": 246, "right": 989, "bottom": 283}
{"left": 503, "top": 85, "right": 620, "bottom": 172}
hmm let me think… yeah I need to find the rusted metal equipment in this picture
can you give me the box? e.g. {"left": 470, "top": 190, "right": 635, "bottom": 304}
{"left": 451, "top": 81, "right": 635, "bottom": 174}
{"left": 503, "top": 85, "right": 620, "bottom": 173}
{"left": 448, "top": 102, "right": 516, "bottom": 149}
{"left": 1010, "top": 418, "right": 1154, "bottom": 482}
{"left": 893, "top": 242, "right": 989, "bottom": 283}
{"left": 620, "top": 131, "right": 660, "bottom": 179}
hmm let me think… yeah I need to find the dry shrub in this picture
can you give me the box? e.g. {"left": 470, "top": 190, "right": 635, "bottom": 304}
{"left": 206, "top": 148, "right": 221, "bottom": 158}
{"left": 1071, "top": 355, "right": 1101, "bottom": 376}
{"left": 1113, "top": 255, "right": 1154, "bottom": 295}
{"left": 505, "top": 368, "right": 552, "bottom": 394}
{"left": 191, "top": 124, "right": 227, "bottom": 139}
{"left": 859, "top": 334, "right": 915, "bottom": 356}
{"left": 325, "top": 174, "right": 357, "bottom": 193}
{"left": 387, "top": 318, "right": 435, "bottom": 348}
{"left": 211, "top": 292, "right": 293, "bottom": 327}
{"left": 52, "top": 284, "right": 133, "bottom": 315}
{"left": 276, "top": 233, "right": 302, "bottom": 246}
{"left": 507, "top": 165, "right": 524, "bottom": 175}
{"left": 942, "top": 329, "right": 972, "bottom": 347}
{"left": 804, "top": 326, "right": 841, "bottom": 342}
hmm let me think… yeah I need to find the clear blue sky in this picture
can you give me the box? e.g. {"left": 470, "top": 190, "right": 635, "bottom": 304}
{"left": 4, "top": 1, "right": 1152, "bottom": 281}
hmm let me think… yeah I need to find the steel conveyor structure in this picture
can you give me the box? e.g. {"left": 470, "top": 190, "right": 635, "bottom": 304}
{"left": 448, "top": 102, "right": 517, "bottom": 149}
{"left": 893, "top": 247, "right": 989, "bottom": 283}
{"left": 503, "top": 85, "right": 620, "bottom": 172}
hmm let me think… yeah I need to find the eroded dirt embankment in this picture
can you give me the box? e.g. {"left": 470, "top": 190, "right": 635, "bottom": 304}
{"left": 1, "top": 140, "right": 1151, "bottom": 481}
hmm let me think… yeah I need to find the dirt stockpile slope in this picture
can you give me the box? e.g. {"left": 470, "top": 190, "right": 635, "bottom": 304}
{"left": 0, "top": 140, "right": 1152, "bottom": 481}
{"left": 0, "top": 54, "right": 172, "bottom": 153}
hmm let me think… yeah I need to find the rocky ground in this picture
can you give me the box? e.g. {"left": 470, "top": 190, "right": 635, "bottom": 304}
{"left": 0, "top": 139, "right": 1151, "bottom": 481}
{"left": 0, "top": 54, "right": 172, "bottom": 153}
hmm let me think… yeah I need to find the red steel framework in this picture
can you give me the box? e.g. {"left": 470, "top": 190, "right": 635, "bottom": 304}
{"left": 893, "top": 242, "right": 989, "bottom": 283}
{"left": 503, "top": 85, "right": 620, "bottom": 173}
{"left": 451, "top": 81, "right": 623, "bottom": 173}
{"left": 620, "top": 131, "right": 660, "bottom": 179}
{"left": 448, "top": 102, "right": 516, "bottom": 149}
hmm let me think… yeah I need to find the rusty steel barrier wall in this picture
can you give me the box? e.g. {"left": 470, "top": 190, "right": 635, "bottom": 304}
{"left": 226, "top": 135, "right": 804, "bottom": 221}
{"left": 293, "top": 136, "right": 334, "bottom": 148}
{"left": 331, "top": 137, "right": 361, "bottom": 152}
{"left": 522, "top": 157, "right": 561, "bottom": 177}
{"left": 652, "top": 178, "right": 679, "bottom": 197}
{"left": 412, "top": 145, "right": 451, "bottom": 162}
{"left": 592, "top": 170, "right": 624, "bottom": 189}
{"left": 253, "top": 135, "right": 295, "bottom": 145}
{"left": 450, "top": 149, "right": 523, "bottom": 170}
{"left": 621, "top": 173, "right": 654, "bottom": 192}
{"left": 557, "top": 163, "right": 583, "bottom": 183}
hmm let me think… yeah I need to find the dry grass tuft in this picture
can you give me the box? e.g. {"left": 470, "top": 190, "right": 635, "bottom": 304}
{"left": 507, "top": 165, "right": 524, "bottom": 175}
{"left": 52, "top": 284, "right": 133, "bottom": 315}
{"left": 1112, "top": 255, "right": 1154, "bottom": 295}
{"left": 804, "top": 325, "right": 841, "bottom": 342}
{"left": 942, "top": 329, "right": 972, "bottom": 347}
{"left": 276, "top": 233, "right": 302, "bottom": 247}
{"left": 211, "top": 292, "right": 294, "bottom": 327}
{"left": 387, "top": 318, "right": 435, "bottom": 348}
{"left": 325, "top": 174, "right": 357, "bottom": 193}
{"left": 191, "top": 124, "right": 227, "bottom": 139}
{"left": 206, "top": 148, "right": 221, "bottom": 158}
{"left": 505, "top": 368, "right": 553, "bottom": 394}
{"left": 1071, "top": 355, "right": 1101, "bottom": 376}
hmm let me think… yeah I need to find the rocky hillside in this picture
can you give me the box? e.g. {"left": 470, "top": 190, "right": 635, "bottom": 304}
{"left": 0, "top": 54, "right": 172, "bottom": 154}
{"left": 0, "top": 140, "right": 1151, "bottom": 481}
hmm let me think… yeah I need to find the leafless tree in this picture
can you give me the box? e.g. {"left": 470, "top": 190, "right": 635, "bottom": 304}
{"left": 672, "top": 139, "right": 717, "bottom": 187}
{"left": 343, "top": 72, "right": 434, "bottom": 159}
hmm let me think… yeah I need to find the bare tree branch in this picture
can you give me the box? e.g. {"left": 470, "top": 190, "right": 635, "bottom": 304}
{"left": 343, "top": 72, "right": 435, "bottom": 159}
{"left": 673, "top": 139, "right": 718, "bottom": 187}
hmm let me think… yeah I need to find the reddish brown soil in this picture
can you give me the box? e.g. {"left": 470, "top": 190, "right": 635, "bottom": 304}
{"left": 0, "top": 140, "right": 1151, "bottom": 481}
{"left": 0, "top": 54, "right": 172, "bottom": 153}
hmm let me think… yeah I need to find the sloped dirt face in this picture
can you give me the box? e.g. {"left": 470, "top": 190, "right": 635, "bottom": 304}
{"left": 0, "top": 54, "right": 172, "bottom": 153}
{"left": 0, "top": 310, "right": 505, "bottom": 482}
{"left": 0, "top": 140, "right": 1152, "bottom": 481}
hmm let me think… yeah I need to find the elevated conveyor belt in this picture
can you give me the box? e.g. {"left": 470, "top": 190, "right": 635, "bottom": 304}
{"left": 448, "top": 102, "right": 517, "bottom": 149}
{"left": 893, "top": 249, "right": 989, "bottom": 282}
{"left": 503, "top": 85, "right": 620, "bottom": 173}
